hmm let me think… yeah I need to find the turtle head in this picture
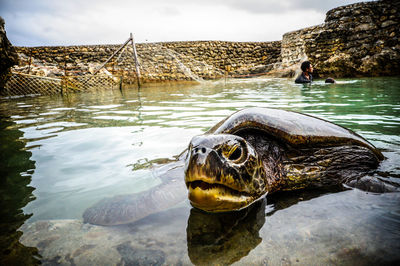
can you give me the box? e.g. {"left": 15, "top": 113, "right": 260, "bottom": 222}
{"left": 184, "top": 134, "right": 267, "bottom": 212}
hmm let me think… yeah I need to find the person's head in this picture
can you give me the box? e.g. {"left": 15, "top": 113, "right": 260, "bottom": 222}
{"left": 325, "top": 78, "right": 336, "bottom": 83}
{"left": 301, "top": 61, "right": 313, "bottom": 73}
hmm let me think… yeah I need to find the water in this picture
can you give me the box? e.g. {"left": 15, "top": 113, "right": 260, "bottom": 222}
{"left": 1, "top": 77, "right": 399, "bottom": 265}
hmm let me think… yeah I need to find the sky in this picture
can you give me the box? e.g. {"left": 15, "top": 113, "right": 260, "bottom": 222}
{"left": 1, "top": 0, "right": 374, "bottom": 46}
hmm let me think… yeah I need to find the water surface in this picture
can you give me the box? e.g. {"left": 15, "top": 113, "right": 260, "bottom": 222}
{"left": 1, "top": 77, "right": 399, "bottom": 265}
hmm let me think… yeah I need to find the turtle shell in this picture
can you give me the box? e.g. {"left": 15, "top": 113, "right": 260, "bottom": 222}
{"left": 208, "top": 108, "right": 383, "bottom": 160}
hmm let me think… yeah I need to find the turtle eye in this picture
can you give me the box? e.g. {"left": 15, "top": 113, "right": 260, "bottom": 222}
{"left": 228, "top": 146, "right": 242, "bottom": 162}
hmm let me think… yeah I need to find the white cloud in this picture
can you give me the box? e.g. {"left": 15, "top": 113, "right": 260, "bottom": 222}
{"left": 0, "top": 0, "right": 372, "bottom": 46}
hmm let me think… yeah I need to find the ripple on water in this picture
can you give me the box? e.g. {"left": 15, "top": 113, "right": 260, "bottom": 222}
{"left": 87, "top": 104, "right": 123, "bottom": 109}
{"left": 1, "top": 77, "right": 399, "bottom": 265}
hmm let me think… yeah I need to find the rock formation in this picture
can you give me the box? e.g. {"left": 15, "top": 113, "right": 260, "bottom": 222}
{"left": 277, "top": 0, "right": 400, "bottom": 78}
{"left": 0, "top": 16, "right": 18, "bottom": 89}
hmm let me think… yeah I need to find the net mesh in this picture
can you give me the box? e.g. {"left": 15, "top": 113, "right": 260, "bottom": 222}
{"left": 61, "top": 75, "right": 119, "bottom": 92}
{"left": 1, "top": 72, "right": 120, "bottom": 97}
{"left": 1, "top": 72, "right": 61, "bottom": 96}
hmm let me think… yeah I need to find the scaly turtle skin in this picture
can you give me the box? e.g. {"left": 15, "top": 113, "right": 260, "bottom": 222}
{"left": 184, "top": 107, "right": 384, "bottom": 212}
{"left": 84, "top": 107, "right": 385, "bottom": 225}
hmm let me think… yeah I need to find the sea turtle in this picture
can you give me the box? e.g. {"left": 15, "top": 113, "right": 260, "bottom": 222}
{"left": 83, "top": 107, "right": 387, "bottom": 225}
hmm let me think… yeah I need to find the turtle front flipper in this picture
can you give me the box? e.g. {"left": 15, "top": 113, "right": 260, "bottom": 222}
{"left": 83, "top": 162, "right": 186, "bottom": 226}
{"left": 345, "top": 175, "right": 400, "bottom": 193}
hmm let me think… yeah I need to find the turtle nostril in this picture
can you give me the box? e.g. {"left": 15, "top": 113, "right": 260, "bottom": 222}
{"left": 193, "top": 147, "right": 207, "bottom": 154}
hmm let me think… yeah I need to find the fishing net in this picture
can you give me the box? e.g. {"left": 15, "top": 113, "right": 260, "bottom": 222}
{"left": 1, "top": 72, "right": 120, "bottom": 97}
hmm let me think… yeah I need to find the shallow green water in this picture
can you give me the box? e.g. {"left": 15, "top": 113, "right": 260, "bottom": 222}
{"left": 1, "top": 77, "right": 400, "bottom": 265}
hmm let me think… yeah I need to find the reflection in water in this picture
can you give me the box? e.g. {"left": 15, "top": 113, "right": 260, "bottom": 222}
{"left": 0, "top": 118, "right": 39, "bottom": 265}
{"left": 266, "top": 186, "right": 348, "bottom": 216}
{"left": 187, "top": 200, "right": 265, "bottom": 265}
{"left": 185, "top": 187, "right": 347, "bottom": 265}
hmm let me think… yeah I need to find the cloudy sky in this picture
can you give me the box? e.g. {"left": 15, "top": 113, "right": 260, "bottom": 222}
{"left": 1, "top": 0, "right": 373, "bottom": 46}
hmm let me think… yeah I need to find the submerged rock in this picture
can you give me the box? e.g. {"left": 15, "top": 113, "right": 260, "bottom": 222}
{"left": 116, "top": 242, "right": 165, "bottom": 266}
{"left": 20, "top": 207, "right": 192, "bottom": 265}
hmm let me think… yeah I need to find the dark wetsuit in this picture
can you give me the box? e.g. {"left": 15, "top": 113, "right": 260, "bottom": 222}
{"left": 295, "top": 73, "right": 313, "bottom": 84}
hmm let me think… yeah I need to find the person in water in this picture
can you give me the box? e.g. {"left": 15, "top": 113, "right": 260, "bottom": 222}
{"left": 295, "top": 61, "right": 313, "bottom": 83}
{"left": 325, "top": 77, "right": 336, "bottom": 83}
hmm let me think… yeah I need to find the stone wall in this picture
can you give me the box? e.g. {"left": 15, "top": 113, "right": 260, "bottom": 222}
{"left": 277, "top": 0, "right": 400, "bottom": 78}
{"left": 10, "top": 0, "right": 400, "bottom": 82}
{"left": 14, "top": 41, "right": 281, "bottom": 82}
{"left": 160, "top": 41, "right": 281, "bottom": 76}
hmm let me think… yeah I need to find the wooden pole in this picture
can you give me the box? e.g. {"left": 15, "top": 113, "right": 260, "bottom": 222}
{"left": 94, "top": 37, "right": 131, "bottom": 75}
{"left": 112, "top": 57, "right": 115, "bottom": 75}
{"left": 27, "top": 50, "right": 32, "bottom": 74}
{"left": 119, "top": 75, "right": 123, "bottom": 92}
{"left": 116, "top": 43, "right": 127, "bottom": 63}
{"left": 64, "top": 49, "right": 67, "bottom": 76}
{"left": 130, "top": 33, "right": 141, "bottom": 88}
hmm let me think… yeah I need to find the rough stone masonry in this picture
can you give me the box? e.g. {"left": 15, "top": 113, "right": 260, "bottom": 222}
{"left": 278, "top": 0, "right": 400, "bottom": 78}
